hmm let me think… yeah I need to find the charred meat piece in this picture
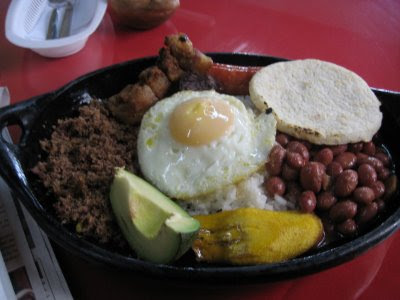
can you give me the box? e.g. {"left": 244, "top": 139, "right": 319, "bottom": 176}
{"left": 107, "top": 84, "right": 157, "bottom": 125}
{"left": 158, "top": 47, "right": 184, "bottom": 82}
{"left": 164, "top": 33, "right": 213, "bottom": 74}
{"left": 138, "top": 66, "right": 171, "bottom": 99}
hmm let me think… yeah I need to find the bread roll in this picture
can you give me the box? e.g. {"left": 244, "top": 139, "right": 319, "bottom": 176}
{"left": 249, "top": 59, "right": 382, "bottom": 145}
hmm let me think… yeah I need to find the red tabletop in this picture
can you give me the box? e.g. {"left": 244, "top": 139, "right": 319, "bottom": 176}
{"left": 1, "top": 1, "right": 400, "bottom": 299}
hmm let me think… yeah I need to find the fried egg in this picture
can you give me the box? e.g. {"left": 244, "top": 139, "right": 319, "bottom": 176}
{"left": 137, "top": 90, "right": 276, "bottom": 200}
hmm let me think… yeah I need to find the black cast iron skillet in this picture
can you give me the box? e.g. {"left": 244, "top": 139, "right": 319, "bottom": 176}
{"left": 0, "top": 53, "right": 400, "bottom": 284}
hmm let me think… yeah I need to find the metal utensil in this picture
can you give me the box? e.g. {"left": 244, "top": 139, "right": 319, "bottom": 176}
{"left": 46, "top": 0, "right": 67, "bottom": 40}
{"left": 59, "top": 1, "right": 74, "bottom": 38}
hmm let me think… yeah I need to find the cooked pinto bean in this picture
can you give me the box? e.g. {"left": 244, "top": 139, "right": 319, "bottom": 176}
{"left": 334, "top": 170, "right": 358, "bottom": 197}
{"left": 334, "top": 152, "right": 357, "bottom": 169}
{"left": 375, "top": 152, "right": 390, "bottom": 167}
{"left": 326, "top": 162, "right": 343, "bottom": 178}
{"left": 356, "top": 202, "right": 378, "bottom": 225}
{"left": 317, "top": 192, "right": 337, "bottom": 211}
{"left": 378, "top": 168, "right": 390, "bottom": 181}
{"left": 281, "top": 163, "right": 299, "bottom": 181}
{"left": 358, "top": 164, "right": 377, "bottom": 187}
{"left": 336, "top": 219, "right": 357, "bottom": 236}
{"left": 276, "top": 133, "right": 290, "bottom": 147}
{"left": 266, "top": 145, "right": 286, "bottom": 176}
{"left": 353, "top": 187, "right": 375, "bottom": 204}
{"left": 287, "top": 141, "right": 309, "bottom": 161}
{"left": 314, "top": 148, "right": 334, "bottom": 166}
{"left": 384, "top": 175, "right": 398, "bottom": 200}
{"left": 298, "top": 191, "right": 317, "bottom": 213}
{"left": 286, "top": 151, "right": 306, "bottom": 169}
{"left": 285, "top": 181, "right": 302, "bottom": 203}
{"left": 265, "top": 176, "right": 286, "bottom": 197}
{"left": 329, "top": 200, "right": 358, "bottom": 223}
{"left": 370, "top": 181, "right": 385, "bottom": 198}
{"left": 300, "top": 162, "right": 324, "bottom": 193}
{"left": 322, "top": 174, "right": 333, "bottom": 191}
{"left": 376, "top": 199, "right": 386, "bottom": 212}
{"left": 349, "top": 142, "right": 363, "bottom": 153}
{"left": 330, "top": 144, "right": 348, "bottom": 156}
{"left": 357, "top": 156, "right": 384, "bottom": 173}
{"left": 362, "top": 141, "right": 376, "bottom": 156}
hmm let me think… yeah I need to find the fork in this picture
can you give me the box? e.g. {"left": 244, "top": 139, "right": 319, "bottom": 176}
{"left": 46, "top": 0, "right": 68, "bottom": 39}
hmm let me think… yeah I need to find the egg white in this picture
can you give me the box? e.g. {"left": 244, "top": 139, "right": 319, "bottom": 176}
{"left": 137, "top": 90, "right": 276, "bottom": 200}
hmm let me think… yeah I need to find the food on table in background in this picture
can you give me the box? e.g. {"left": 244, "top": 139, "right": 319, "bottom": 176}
{"left": 249, "top": 59, "right": 382, "bottom": 145}
{"left": 109, "top": 0, "right": 180, "bottom": 29}
{"left": 31, "top": 32, "right": 398, "bottom": 265}
{"left": 193, "top": 208, "right": 323, "bottom": 264}
{"left": 110, "top": 168, "right": 199, "bottom": 263}
{"left": 137, "top": 90, "right": 276, "bottom": 199}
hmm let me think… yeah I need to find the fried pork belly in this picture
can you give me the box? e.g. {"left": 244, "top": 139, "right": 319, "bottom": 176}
{"left": 107, "top": 33, "right": 214, "bottom": 125}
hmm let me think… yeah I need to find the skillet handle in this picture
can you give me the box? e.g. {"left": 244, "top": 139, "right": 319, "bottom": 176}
{"left": 0, "top": 95, "right": 50, "bottom": 189}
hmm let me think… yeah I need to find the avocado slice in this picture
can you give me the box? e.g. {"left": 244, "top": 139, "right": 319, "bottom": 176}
{"left": 110, "top": 168, "right": 200, "bottom": 264}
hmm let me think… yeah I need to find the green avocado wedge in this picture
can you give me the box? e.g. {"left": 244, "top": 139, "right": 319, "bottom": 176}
{"left": 110, "top": 168, "right": 200, "bottom": 264}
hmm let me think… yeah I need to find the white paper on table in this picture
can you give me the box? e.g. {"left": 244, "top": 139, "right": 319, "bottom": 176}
{"left": 0, "top": 87, "right": 73, "bottom": 300}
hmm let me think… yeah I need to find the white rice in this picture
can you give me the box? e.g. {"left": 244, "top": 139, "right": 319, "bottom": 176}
{"left": 177, "top": 170, "right": 296, "bottom": 216}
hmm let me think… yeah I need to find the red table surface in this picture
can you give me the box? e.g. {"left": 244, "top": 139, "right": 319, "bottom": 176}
{"left": 1, "top": 1, "right": 400, "bottom": 299}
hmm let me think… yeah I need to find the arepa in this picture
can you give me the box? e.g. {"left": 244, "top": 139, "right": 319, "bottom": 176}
{"left": 249, "top": 59, "right": 382, "bottom": 145}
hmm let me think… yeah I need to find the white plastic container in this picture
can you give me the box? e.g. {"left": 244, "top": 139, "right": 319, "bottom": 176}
{"left": 5, "top": 0, "right": 107, "bottom": 58}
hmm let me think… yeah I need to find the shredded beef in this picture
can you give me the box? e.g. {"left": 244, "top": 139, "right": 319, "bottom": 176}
{"left": 32, "top": 101, "right": 138, "bottom": 246}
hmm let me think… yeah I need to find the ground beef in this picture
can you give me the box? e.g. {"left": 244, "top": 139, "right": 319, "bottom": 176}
{"left": 32, "top": 100, "right": 138, "bottom": 246}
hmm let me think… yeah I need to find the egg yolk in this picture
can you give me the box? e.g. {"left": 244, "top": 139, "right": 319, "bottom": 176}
{"left": 169, "top": 97, "right": 234, "bottom": 146}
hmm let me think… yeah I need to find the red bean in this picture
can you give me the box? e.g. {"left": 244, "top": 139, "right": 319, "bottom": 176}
{"left": 336, "top": 219, "right": 357, "bottom": 236}
{"left": 357, "top": 156, "right": 384, "bottom": 173}
{"left": 285, "top": 181, "right": 302, "bottom": 203}
{"left": 317, "top": 192, "right": 337, "bottom": 211}
{"left": 286, "top": 151, "right": 306, "bottom": 169}
{"left": 358, "top": 164, "right": 377, "bottom": 187}
{"left": 378, "top": 168, "right": 390, "bottom": 181}
{"left": 370, "top": 181, "right": 385, "bottom": 198}
{"left": 334, "top": 152, "right": 357, "bottom": 169}
{"left": 326, "top": 162, "right": 343, "bottom": 178}
{"left": 321, "top": 217, "right": 335, "bottom": 235}
{"left": 356, "top": 152, "right": 369, "bottom": 165}
{"left": 265, "top": 176, "right": 286, "bottom": 197}
{"left": 287, "top": 141, "right": 309, "bottom": 161}
{"left": 314, "top": 148, "right": 334, "bottom": 166}
{"left": 330, "top": 144, "right": 348, "bottom": 156}
{"left": 299, "top": 191, "right": 317, "bottom": 213}
{"left": 281, "top": 163, "right": 299, "bottom": 181}
{"left": 349, "top": 143, "right": 363, "bottom": 153}
{"left": 301, "top": 140, "right": 313, "bottom": 151}
{"left": 329, "top": 200, "right": 358, "bottom": 223}
{"left": 356, "top": 202, "right": 378, "bottom": 224}
{"left": 376, "top": 199, "right": 386, "bottom": 212}
{"left": 334, "top": 170, "right": 358, "bottom": 197}
{"left": 353, "top": 187, "right": 375, "bottom": 204}
{"left": 375, "top": 152, "right": 390, "bottom": 167}
{"left": 362, "top": 141, "right": 376, "bottom": 156}
{"left": 266, "top": 145, "right": 286, "bottom": 176}
{"left": 276, "top": 133, "right": 290, "bottom": 147}
{"left": 322, "top": 174, "right": 333, "bottom": 191}
{"left": 384, "top": 175, "right": 398, "bottom": 200}
{"left": 300, "top": 162, "right": 324, "bottom": 193}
